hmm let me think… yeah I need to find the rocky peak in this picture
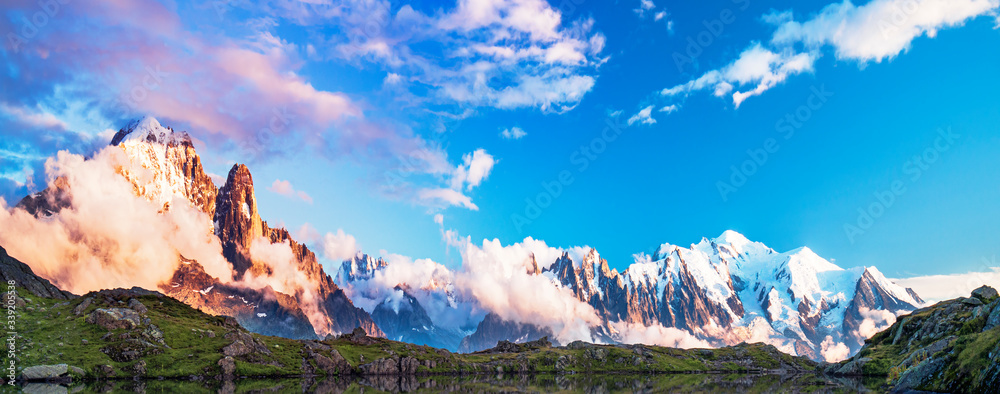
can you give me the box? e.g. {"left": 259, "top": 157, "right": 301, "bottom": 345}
{"left": 214, "top": 164, "right": 263, "bottom": 255}
{"left": 110, "top": 116, "right": 193, "bottom": 147}
{"left": 339, "top": 253, "right": 389, "bottom": 282}
{"left": 110, "top": 117, "right": 217, "bottom": 217}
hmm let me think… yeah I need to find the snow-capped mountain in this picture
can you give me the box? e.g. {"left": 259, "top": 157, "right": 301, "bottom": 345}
{"left": 17, "top": 117, "right": 383, "bottom": 340}
{"left": 333, "top": 253, "right": 472, "bottom": 351}
{"left": 335, "top": 230, "right": 923, "bottom": 360}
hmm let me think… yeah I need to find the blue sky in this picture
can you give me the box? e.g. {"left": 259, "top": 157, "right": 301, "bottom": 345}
{"left": 2, "top": 0, "right": 1000, "bottom": 281}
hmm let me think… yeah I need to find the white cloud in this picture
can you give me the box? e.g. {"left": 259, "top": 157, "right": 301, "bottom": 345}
{"left": 268, "top": 179, "right": 313, "bottom": 204}
{"left": 296, "top": 224, "right": 360, "bottom": 263}
{"left": 627, "top": 105, "right": 657, "bottom": 126}
{"left": 433, "top": 213, "right": 444, "bottom": 225}
{"left": 418, "top": 188, "right": 478, "bottom": 210}
{"left": 448, "top": 149, "right": 495, "bottom": 189}
{"left": 611, "top": 321, "right": 712, "bottom": 349}
{"left": 855, "top": 307, "right": 898, "bottom": 339}
{"left": 820, "top": 335, "right": 851, "bottom": 362}
{"left": 892, "top": 267, "right": 1000, "bottom": 301}
{"left": 501, "top": 126, "right": 527, "bottom": 140}
{"left": 770, "top": 0, "right": 999, "bottom": 62}
{"left": 0, "top": 103, "right": 68, "bottom": 130}
{"left": 659, "top": 104, "right": 679, "bottom": 114}
{"left": 0, "top": 147, "right": 234, "bottom": 294}
{"left": 451, "top": 236, "right": 601, "bottom": 344}
{"left": 657, "top": 0, "right": 998, "bottom": 108}
{"left": 661, "top": 44, "right": 816, "bottom": 107}
{"left": 634, "top": 0, "right": 656, "bottom": 18}
{"left": 655, "top": 11, "right": 668, "bottom": 21}
{"left": 325, "top": 0, "right": 607, "bottom": 112}
{"left": 383, "top": 72, "right": 403, "bottom": 85}
{"left": 321, "top": 229, "right": 360, "bottom": 262}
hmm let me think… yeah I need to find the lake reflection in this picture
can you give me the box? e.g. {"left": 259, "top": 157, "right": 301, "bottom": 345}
{"left": 11, "top": 373, "right": 884, "bottom": 393}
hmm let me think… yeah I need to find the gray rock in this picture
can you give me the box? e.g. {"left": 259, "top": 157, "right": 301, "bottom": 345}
{"left": 22, "top": 383, "right": 68, "bottom": 394}
{"left": 94, "top": 365, "right": 114, "bottom": 378}
{"left": 67, "top": 366, "right": 84, "bottom": 376}
{"left": 0, "top": 246, "right": 75, "bottom": 300}
{"left": 972, "top": 286, "right": 998, "bottom": 301}
{"left": 894, "top": 356, "right": 947, "bottom": 391}
{"left": 963, "top": 297, "right": 984, "bottom": 306}
{"left": 71, "top": 298, "right": 91, "bottom": 316}
{"left": 86, "top": 308, "right": 141, "bottom": 330}
{"left": 21, "top": 364, "right": 69, "bottom": 380}
{"left": 986, "top": 302, "right": 1000, "bottom": 331}
{"left": 127, "top": 299, "right": 148, "bottom": 314}
{"left": 835, "top": 357, "right": 871, "bottom": 375}
{"left": 359, "top": 357, "right": 398, "bottom": 375}
{"left": 218, "top": 356, "right": 235, "bottom": 377}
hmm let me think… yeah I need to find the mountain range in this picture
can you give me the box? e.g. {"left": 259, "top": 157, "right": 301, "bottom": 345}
{"left": 12, "top": 117, "right": 925, "bottom": 362}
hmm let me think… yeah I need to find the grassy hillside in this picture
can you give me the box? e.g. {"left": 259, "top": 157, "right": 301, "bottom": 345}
{"left": 2, "top": 283, "right": 825, "bottom": 383}
{"left": 827, "top": 286, "right": 1000, "bottom": 392}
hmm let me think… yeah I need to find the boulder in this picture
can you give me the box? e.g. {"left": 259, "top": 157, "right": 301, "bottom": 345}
{"left": 86, "top": 308, "right": 142, "bottom": 330}
{"left": 986, "top": 302, "right": 1000, "bottom": 331}
{"left": 129, "top": 360, "right": 147, "bottom": 376}
{"left": 221, "top": 331, "right": 271, "bottom": 358}
{"left": 835, "top": 357, "right": 871, "bottom": 375}
{"left": 312, "top": 350, "right": 351, "bottom": 375}
{"left": 218, "top": 356, "right": 235, "bottom": 377}
{"left": 21, "top": 364, "right": 68, "bottom": 381}
{"left": 127, "top": 299, "right": 148, "bottom": 314}
{"left": 399, "top": 357, "right": 419, "bottom": 374}
{"left": 71, "top": 298, "right": 92, "bottom": 316}
{"left": 894, "top": 356, "right": 948, "bottom": 391}
{"left": 359, "top": 358, "right": 398, "bottom": 375}
{"left": 94, "top": 365, "right": 114, "bottom": 378}
{"left": 972, "top": 286, "right": 998, "bottom": 302}
{"left": 963, "top": 297, "right": 984, "bottom": 307}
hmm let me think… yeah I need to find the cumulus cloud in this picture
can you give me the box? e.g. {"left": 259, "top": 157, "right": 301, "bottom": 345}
{"left": 417, "top": 148, "right": 495, "bottom": 210}
{"left": 268, "top": 179, "right": 313, "bottom": 204}
{"left": 770, "top": 0, "right": 999, "bottom": 62}
{"left": 820, "top": 335, "right": 852, "bottom": 362}
{"left": 627, "top": 105, "right": 657, "bottom": 126}
{"left": 500, "top": 126, "right": 527, "bottom": 140}
{"left": 634, "top": 0, "right": 656, "bottom": 18}
{"left": 242, "top": 238, "right": 332, "bottom": 334}
{"left": 892, "top": 266, "right": 1000, "bottom": 301}
{"left": 611, "top": 321, "right": 712, "bottom": 349}
{"left": 450, "top": 236, "right": 601, "bottom": 344}
{"left": 316, "top": 0, "right": 608, "bottom": 112}
{"left": 657, "top": 0, "right": 998, "bottom": 108}
{"left": 0, "top": 147, "right": 233, "bottom": 294}
{"left": 855, "top": 307, "right": 899, "bottom": 339}
{"left": 296, "top": 224, "right": 361, "bottom": 262}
